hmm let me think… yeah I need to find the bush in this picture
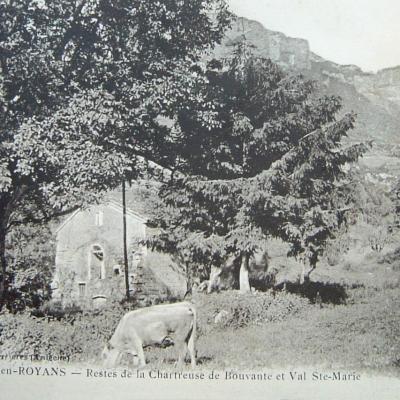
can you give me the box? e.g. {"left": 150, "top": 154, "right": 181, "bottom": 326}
{"left": 194, "top": 290, "right": 310, "bottom": 332}
{"left": 38, "top": 300, "right": 83, "bottom": 320}
{"left": 5, "top": 223, "right": 55, "bottom": 313}
{"left": 0, "top": 291, "right": 310, "bottom": 364}
{"left": 377, "top": 247, "right": 400, "bottom": 271}
{"left": 0, "top": 301, "right": 131, "bottom": 363}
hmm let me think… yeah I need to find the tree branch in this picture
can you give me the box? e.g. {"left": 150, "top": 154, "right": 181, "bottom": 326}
{"left": 2, "top": 185, "right": 29, "bottom": 232}
{"left": 55, "top": 0, "right": 88, "bottom": 60}
{"left": 7, "top": 205, "right": 80, "bottom": 230}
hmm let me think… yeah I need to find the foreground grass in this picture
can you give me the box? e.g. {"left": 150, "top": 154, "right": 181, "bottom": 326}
{"left": 1, "top": 283, "right": 399, "bottom": 375}
{"left": 145, "top": 288, "right": 400, "bottom": 374}
{"left": 202, "top": 290, "right": 400, "bottom": 371}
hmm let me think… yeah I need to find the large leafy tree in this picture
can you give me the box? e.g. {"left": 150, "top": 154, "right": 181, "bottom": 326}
{"left": 0, "top": 0, "right": 232, "bottom": 304}
{"left": 151, "top": 44, "right": 368, "bottom": 292}
{"left": 6, "top": 222, "right": 55, "bottom": 312}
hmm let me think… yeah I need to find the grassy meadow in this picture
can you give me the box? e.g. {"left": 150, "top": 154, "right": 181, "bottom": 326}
{"left": 141, "top": 248, "right": 400, "bottom": 374}
{"left": 143, "top": 287, "right": 400, "bottom": 374}
{"left": 1, "top": 248, "right": 400, "bottom": 376}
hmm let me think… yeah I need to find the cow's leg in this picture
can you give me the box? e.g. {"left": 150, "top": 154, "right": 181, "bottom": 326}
{"left": 130, "top": 338, "right": 146, "bottom": 368}
{"left": 125, "top": 336, "right": 146, "bottom": 368}
{"left": 126, "top": 350, "right": 140, "bottom": 368}
{"left": 104, "top": 349, "right": 122, "bottom": 368}
{"left": 176, "top": 340, "right": 188, "bottom": 369}
{"left": 133, "top": 338, "right": 146, "bottom": 368}
{"left": 136, "top": 345, "right": 146, "bottom": 368}
{"left": 187, "top": 308, "right": 197, "bottom": 368}
{"left": 127, "top": 329, "right": 146, "bottom": 368}
{"left": 187, "top": 332, "right": 196, "bottom": 368}
{"left": 116, "top": 351, "right": 123, "bottom": 367}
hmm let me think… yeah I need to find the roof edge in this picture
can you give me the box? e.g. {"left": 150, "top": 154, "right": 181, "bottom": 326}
{"left": 56, "top": 201, "right": 148, "bottom": 235}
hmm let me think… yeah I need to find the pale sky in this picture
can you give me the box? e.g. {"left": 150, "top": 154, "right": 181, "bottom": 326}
{"left": 227, "top": 0, "right": 400, "bottom": 72}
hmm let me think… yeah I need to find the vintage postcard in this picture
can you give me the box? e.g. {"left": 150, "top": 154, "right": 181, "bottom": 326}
{"left": 1, "top": 0, "right": 399, "bottom": 399}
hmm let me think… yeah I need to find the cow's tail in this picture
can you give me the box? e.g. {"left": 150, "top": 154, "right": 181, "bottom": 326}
{"left": 187, "top": 304, "right": 197, "bottom": 368}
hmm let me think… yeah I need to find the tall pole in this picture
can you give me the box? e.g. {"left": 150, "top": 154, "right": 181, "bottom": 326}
{"left": 122, "top": 177, "right": 130, "bottom": 300}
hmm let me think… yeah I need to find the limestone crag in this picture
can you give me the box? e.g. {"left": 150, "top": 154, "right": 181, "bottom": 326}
{"left": 310, "top": 57, "right": 400, "bottom": 115}
{"left": 215, "top": 17, "right": 400, "bottom": 145}
{"left": 366, "top": 67, "right": 400, "bottom": 110}
{"left": 213, "top": 17, "right": 310, "bottom": 70}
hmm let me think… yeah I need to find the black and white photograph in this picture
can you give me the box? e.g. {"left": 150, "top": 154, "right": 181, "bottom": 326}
{"left": 0, "top": 1, "right": 399, "bottom": 399}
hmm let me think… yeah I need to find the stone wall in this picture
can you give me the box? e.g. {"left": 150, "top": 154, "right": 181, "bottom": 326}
{"left": 140, "top": 251, "right": 187, "bottom": 298}
{"left": 52, "top": 204, "right": 186, "bottom": 308}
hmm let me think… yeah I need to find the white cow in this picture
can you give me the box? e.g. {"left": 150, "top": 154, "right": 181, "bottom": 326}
{"left": 102, "top": 302, "right": 196, "bottom": 368}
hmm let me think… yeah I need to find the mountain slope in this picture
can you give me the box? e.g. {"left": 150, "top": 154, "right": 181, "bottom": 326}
{"left": 213, "top": 17, "right": 400, "bottom": 146}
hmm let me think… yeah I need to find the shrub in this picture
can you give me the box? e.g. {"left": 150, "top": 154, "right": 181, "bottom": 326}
{"left": 377, "top": 247, "right": 400, "bottom": 271}
{"left": 0, "top": 301, "right": 131, "bottom": 363}
{"left": 194, "top": 290, "right": 310, "bottom": 332}
{"left": 38, "top": 300, "right": 84, "bottom": 320}
{"left": 5, "top": 223, "right": 55, "bottom": 313}
{"left": 0, "top": 291, "right": 310, "bottom": 364}
{"left": 343, "top": 262, "right": 352, "bottom": 271}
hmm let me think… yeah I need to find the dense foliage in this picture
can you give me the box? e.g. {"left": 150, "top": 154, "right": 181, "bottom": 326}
{"left": 151, "top": 44, "right": 369, "bottom": 288}
{"left": 0, "top": 0, "right": 232, "bottom": 304}
{"left": 5, "top": 222, "right": 55, "bottom": 311}
{"left": 195, "top": 290, "right": 310, "bottom": 330}
{"left": 0, "top": 290, "right": 309, "bottom": 362}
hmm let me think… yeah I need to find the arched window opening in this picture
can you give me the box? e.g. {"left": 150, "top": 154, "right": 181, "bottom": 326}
{"left": 92, "top": 245, "right": 104, "bottom": 261}
{"left": 88, "top": 244, "right": 106, "bottom": 280}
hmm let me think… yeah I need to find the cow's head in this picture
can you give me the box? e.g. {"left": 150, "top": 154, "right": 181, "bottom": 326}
{"left": 102, "top": 341, "right": 141, "bottom": 368}
{"left": 102, "top": 341, "right": 121, "bottom": 368}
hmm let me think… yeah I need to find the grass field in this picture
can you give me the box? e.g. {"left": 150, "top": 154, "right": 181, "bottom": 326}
{"left": 1, "top": 253, "right": 400, "bottom": 376}
{"left": 140, "top": 286, "right": 400, "bottom": 375}
{"left": 142, "top": 251, "right": 400, "bottom": 375}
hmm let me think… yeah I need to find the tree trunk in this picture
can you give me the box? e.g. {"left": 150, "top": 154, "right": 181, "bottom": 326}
{"left": 0, "top": 186, "right": 30, "bottom": 306}
{"left": 184, "top": 263, "right": 193, "bottom": 298}
{"left": 207, "top": 265, "right": 222, "bottom": 294}
{"left": 122, "top": 178, "right": 130, "bottom": 300}
{"left": 239, "top": 254, "right": 251, "bottom": 293}
{"left": 0, "top": 228, "right": 7, "bottom": 310}
{"left": 300, "top": 263, "right": 315, "bottom": 285}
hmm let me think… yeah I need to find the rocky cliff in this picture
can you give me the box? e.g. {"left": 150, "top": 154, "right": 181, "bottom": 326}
{"left": 213, "top": 17, "right": 310, "bottom": 70}
{"left": 215, "top": 17, "right": 400, "bottom": 146}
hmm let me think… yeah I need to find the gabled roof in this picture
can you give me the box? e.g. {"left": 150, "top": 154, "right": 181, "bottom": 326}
{"left": 107, "top": 200, "right": 147, "bottom": 223}
{"left": 55, "top": 209, "right": 81, "bottom": 234}
{"left": 105, "top": 180, "right": 161, "bottom": 220}
{"left": 56, "top": 181, "right": 160, "bottom": 234}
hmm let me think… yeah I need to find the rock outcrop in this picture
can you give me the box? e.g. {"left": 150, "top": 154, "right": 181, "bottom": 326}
{"left": 214, "top": 17, "right": 400, "bottom": 145}
{"left": 213, "top": 17, "right": 310, "bottom": 70}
